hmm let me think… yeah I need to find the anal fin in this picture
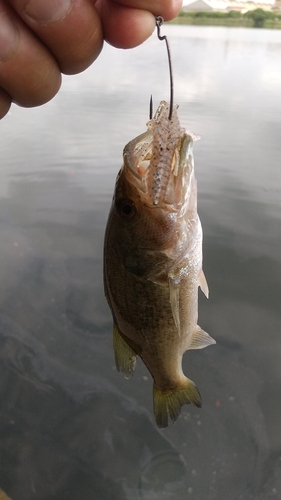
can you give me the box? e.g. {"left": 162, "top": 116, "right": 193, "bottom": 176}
{"left": 113, "top": 323, "right": 137, "bottom": 379}
{"left": 189, "top": 325, "right": 216, "bottom": 350}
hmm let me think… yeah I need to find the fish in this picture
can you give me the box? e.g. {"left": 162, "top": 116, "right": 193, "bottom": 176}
{"left": 0, "top": 489, "right": 12, "bottom": 500}
{"left": 103, "top": 100, "right": 215, "bottom": 428}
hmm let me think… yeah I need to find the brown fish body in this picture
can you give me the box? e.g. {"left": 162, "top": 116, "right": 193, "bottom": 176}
{"left": 104, "top": 101, "right": 215, "bottom": 427}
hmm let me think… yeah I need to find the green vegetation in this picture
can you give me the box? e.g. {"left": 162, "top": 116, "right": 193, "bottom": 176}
{"left": 244, "top": 8, "right": 277, "bottom": 27}
{"left": 169, "top": 9, "right": 281, "bottom": 29}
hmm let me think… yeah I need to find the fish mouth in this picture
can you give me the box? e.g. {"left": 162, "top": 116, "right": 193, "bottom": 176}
{"left": 123, "top": 101, "right": 197, "bottom": 209}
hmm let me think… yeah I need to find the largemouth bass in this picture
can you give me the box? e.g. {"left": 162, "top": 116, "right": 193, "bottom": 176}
{"left": 104, "top": 101, "right": 215, "bottom": 428}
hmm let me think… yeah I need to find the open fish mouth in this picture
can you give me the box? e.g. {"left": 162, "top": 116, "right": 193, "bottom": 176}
{"left": 123, "top": 101, "right": 198, "bottom": 209}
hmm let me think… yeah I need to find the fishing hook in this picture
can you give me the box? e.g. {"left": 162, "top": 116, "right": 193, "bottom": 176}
{"left": 155, "top": 16, "right": 174, "bottom": 120}
{"left": 149, "top": 94, "right": 153, "bottom": 120}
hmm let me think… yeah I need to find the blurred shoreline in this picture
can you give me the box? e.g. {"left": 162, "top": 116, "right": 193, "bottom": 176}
{"left": 168, "top": 9, "right": 281, "bottom": 28}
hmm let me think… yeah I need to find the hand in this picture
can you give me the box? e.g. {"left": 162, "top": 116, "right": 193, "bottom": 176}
{"left": 0, "top": 0, "right": 182, "bottom": 119}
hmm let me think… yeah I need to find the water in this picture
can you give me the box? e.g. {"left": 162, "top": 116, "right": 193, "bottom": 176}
{"left": 0, "top": 25, "right": 281, "bottom": 500}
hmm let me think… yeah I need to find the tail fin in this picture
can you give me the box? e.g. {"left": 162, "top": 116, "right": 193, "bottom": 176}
{"left": 153, "top": 378, "right": 202, "bottom": 428}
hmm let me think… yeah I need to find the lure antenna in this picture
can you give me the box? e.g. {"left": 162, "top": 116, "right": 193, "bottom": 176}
{"left": 155, "top": 16, "right": 174, "bottom": 120}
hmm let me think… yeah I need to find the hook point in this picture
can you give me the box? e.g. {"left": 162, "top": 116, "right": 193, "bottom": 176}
{"left": 149, "top": 95, "right": 153, "bottom": 120}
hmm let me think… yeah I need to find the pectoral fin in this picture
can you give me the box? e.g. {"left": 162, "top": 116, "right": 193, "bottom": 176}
{"left": 189, "top": 325, "right": 216, "bottom": 350}
{"left": 168, "top": 275, "right": 181, "bottom": 336}
{"left": 199, "top": 270, "right": 209, "bottom": 298}
{"left": 113, "top": 323, "right": 137, "bottom": 379}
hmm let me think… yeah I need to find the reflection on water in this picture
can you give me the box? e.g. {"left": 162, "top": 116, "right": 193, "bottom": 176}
{"left": 1, "top": 25, "right": 281, "bottom": 499}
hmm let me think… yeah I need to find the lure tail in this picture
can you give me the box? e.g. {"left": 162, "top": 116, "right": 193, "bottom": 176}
{"left": 153, "top": 377, "right": 202, "bottom": 428}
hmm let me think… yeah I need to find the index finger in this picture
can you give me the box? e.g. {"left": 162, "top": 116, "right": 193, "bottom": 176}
{"left": 112, "top": 0, "right": 183, "bottom": 20}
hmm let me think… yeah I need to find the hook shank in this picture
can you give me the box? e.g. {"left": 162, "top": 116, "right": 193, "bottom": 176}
{"left": 155, "top": 16, "right": 174, "bottom": 121}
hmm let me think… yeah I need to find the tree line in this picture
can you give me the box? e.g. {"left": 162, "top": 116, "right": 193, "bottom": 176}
{"left": 178, "top": 8, "right": 281, "bottom": 27}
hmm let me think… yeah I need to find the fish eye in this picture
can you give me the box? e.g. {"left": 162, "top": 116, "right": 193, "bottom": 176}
{"left": 116, "top": 199, "right": 136, "bottom": 218}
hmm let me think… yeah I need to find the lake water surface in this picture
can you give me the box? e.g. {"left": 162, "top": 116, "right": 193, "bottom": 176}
{"left": 1, "top": 25, "right": 281, "bottom": 500}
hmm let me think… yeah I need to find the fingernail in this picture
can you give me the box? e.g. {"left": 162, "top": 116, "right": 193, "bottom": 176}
{"left": 0, "top": 11, "right": 18, "bottom": 61}
{"left": 24, "top": 0, "right": 73, "bottom": 25}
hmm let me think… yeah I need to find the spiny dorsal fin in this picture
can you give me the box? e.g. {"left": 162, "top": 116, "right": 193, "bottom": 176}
{"left": 113, "top": 323, "right": 137, "bottom": 379}
{"left": 199, "top": 269, "right": 209, "bottom": 298}
{"left": 189, "top": 325, "right": 216, "bottom": 350}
